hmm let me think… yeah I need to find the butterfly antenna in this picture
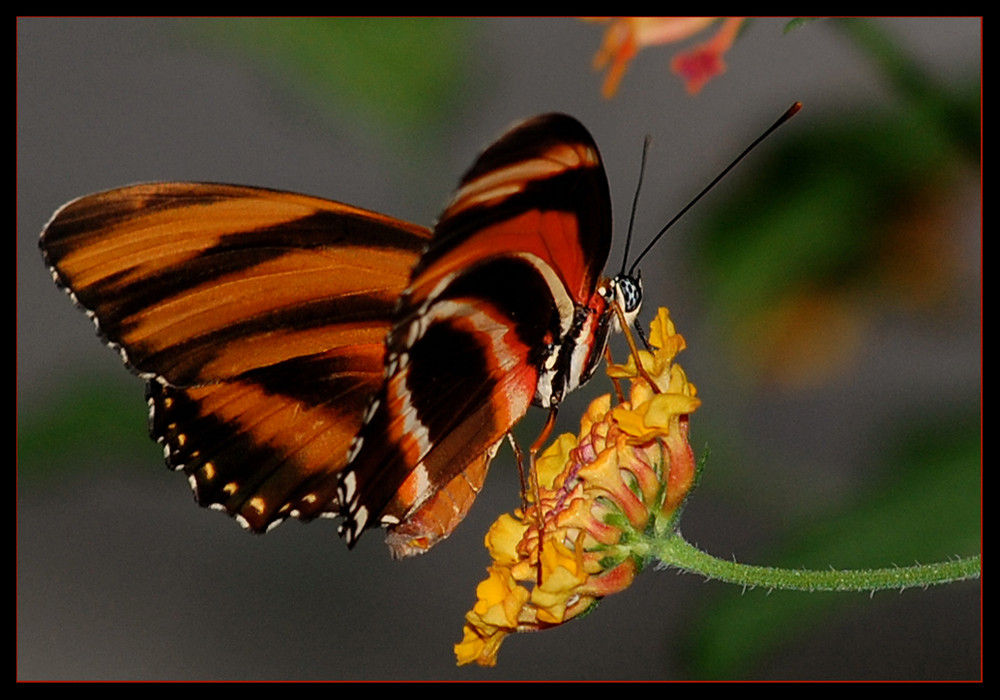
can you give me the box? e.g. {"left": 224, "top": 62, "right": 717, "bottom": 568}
{"left": 627, "top": 101, "right": 802, "bottom": 276}
{"left": 619, "top": 134, "right": 652, "bottom": 277}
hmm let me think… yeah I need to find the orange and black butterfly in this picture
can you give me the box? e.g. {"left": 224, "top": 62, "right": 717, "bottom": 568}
{"left": 40, "top": 114, "right": 643, "bottom": 557}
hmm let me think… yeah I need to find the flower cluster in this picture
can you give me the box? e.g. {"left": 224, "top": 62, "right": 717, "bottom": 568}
{"left": 589, "top": 17, "right": 746, "bottom": 97}
{"left": 455, "top": 308, "right": 701, "bottom": 667}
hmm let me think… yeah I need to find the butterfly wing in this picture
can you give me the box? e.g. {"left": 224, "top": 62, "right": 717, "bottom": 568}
{"left": 339, "top": 114, "right": 614, "bottom": 555}
{"left": 41, "top": 182, "right": 431, "bottom": 531}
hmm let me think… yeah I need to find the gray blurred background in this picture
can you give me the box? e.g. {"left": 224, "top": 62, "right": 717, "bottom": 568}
{"left": 18, "top": 18, "right": 980, "bottom": 679}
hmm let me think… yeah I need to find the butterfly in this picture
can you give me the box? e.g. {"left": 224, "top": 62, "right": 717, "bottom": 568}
{"left": 40, "top": 113, "right": 643, "bottom": 558}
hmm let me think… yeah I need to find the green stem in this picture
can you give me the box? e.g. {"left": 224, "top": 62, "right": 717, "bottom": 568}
{"left": 653, "top": 534, "right": 980, "bottom": 592}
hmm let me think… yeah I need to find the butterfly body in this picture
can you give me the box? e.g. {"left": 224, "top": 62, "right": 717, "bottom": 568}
{"left": 40, "top": 114, "right": 640, "bottom": 556}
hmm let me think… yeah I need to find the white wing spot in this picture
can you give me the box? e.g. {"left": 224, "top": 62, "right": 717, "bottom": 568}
{"left": 363, "top": 398, "right": 381, "bottom": 424}
{"left": 347, "top": 437, "right": 363, "bottom": 463}
{"left": 354, "top": 505, "right": 370, "bottom": 532}
{"left": 341, "top": 471, "right": 357, "bottom": 503}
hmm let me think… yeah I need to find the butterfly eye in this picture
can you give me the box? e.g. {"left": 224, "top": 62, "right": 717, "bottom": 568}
{"left": 616, "top": 273, "right": 643, "bottom": 315}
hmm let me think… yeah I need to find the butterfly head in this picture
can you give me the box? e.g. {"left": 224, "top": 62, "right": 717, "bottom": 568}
{"left": 609, "top": 271, "right": 643, "bottom": 334}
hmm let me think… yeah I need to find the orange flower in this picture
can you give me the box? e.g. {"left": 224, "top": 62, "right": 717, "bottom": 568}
{"left": 589, "top": 17, "right": 746, "bottom": 97}
{"left": 455, "top": 308, "right": 701, "bottom": 667}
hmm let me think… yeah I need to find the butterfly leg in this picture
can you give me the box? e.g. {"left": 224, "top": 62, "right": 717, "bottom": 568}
{"left": 526, "top": 407, "right": 561, "bottom": 585}
{"left": 612, "top": 302, "right": 661, "bottom": 393}
{"left": 506, "top": 432, "right": 530, "bottom": 514}
{"left": 603, "top": 345, "right": 627, "bottom": 403}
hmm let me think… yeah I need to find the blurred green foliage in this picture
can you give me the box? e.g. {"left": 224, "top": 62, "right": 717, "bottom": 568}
{"left": 696, "top": 19, "right": 979, "bottom": 386}
{"left": 186, "top": 18, "right": 473, "bottom": 139}
{"left": 19, "top": 378, "right": 154, "bottom": 480}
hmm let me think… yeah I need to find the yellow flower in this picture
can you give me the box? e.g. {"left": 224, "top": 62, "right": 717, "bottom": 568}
{"left": 588, "top": 17, "right": 746, "bottom": 97}
{"left": 455, "top": 307, "right": 700, "bottom": 666}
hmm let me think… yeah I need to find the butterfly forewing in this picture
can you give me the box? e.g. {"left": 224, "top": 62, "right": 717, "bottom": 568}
{"left": 41, "top": 182, "right": 431, "bottom": 532}
{"left": 340, "top": 114, "right": 614, "bottom": 553}
{"left": 412, "top": 115, "right": 611, "bottom": 312}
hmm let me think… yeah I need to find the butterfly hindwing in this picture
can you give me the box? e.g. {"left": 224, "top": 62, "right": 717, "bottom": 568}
{"left": 339, "top": 114, "right": 614, "bottom": 554}
{"left": 42, "top": 182, "right": 431, "bottom": 532}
